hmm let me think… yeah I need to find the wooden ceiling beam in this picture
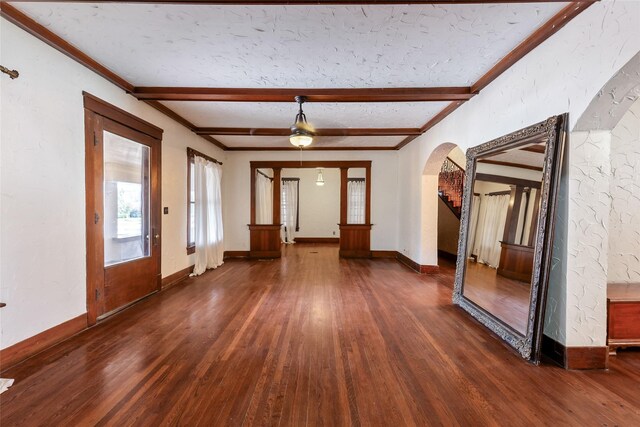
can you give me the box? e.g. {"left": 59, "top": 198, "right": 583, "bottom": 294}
{"left": 471, "top": 1, "right": 596, "bottom": 93}
{"left": 227, "top": 146, "right": 396, "bottom": 151}
{"left": 0, "top": 2, "right": 133, "bottom": 92}
{"left": 4, "top": 1, "right": 588, "bottom": 4}
{"left": 195, "top": 127, "right": 420, "bottom": 136}
{"left": 477, "top": 159, "right": 543, "bottom": 172}
{"left": 395, "top": 1, "right": 595, "bottom": 149}
{"left": 0, "top": 2, "right": 230, "bottom": 151}
{"left": 132, "top": 87, "right": 474, "bottom": 103}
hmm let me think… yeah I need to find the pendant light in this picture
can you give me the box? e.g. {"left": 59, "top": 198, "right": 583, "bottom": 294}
{"left": 289, "top": 96, "right": 314, "bottom": 148}
{"left": 316, "top": 168, "right": 325, "bottom": 186}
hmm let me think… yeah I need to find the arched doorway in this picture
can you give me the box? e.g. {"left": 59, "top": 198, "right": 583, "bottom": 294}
{"left": 544, "top": 51, "right": 640, "bottom": 362}
{"left": 420, "top": 143, "right": 465, "bottom": 269}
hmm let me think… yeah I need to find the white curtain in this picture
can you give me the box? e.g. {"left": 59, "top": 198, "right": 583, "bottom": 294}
{"left": 473, "top": 194, "right": 510, "bottom": 268}
{"left": 467, "top": 195, "right": 481, "bottom": 258}
{"left": 281, "top": 180, "right": 298, "bottom": 244}
{"left": 192, "top": 156, "right": 224, "bottom": 276}
{"left": 347, "top": 180, "right": 366, "bottom": 224}
{"left": 255, "top": 170, "right": 273, "bottom": 224}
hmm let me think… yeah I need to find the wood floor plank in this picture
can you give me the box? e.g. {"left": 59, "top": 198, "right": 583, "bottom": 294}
{"left": 2, "top": 244, "right": 639, "bottom": 426}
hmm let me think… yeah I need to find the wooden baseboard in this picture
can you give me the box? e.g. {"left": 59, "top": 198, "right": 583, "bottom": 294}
{"left": 396, "top": 252, "right": 439, "bottom": 274}
{"left": 0, "top": 313, "right": 88, "bottom": 372}
{"left": 294, "top": 237, "right": 339, "bottom": 244}
{"left": 224, "top": 251, "right": 250, "bottom": 259}
{"left": 340, "top": 249, "right": 372, "bottom": 258}
{"left": 419, "top": 264, "right": 440, "bottom": 274}
{"left": 161, "top": 265, "right": 194, "bottom": 290}
{"left": 371, "top": 250, "right": 397, "bottom": 258}
{"left": 249, "top": 250, "right": 281, "bottom": 259}
{"left": 541, "top": 334, "right": 608, "bottom": 370}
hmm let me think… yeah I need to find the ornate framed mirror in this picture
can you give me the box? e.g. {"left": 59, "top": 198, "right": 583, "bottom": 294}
{"left": 453, "top": 114, "right": 568, "bottom": 363}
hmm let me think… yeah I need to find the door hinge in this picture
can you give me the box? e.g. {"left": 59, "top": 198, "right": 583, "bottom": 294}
{"left": 94, "top": 212, "right": 100, "bottom": 224}
{"left": 95, "top": 289, "right": 99, "bottom": 300}
{"left": 93, "top": 133, "right": 99, "bottom": 146}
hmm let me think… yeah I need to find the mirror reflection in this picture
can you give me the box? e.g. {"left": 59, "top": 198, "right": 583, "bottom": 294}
{"left": 462, "top": 141, "right": 546, "bottom": 334}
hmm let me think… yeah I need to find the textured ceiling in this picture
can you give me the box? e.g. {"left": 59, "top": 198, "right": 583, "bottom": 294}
{"left": 15, "top": 3, "right": 567, "bottom": 88}
{"left": 11, "top": 2, "right": 570, "bottom": 149}
{"left": 162, "top": 101, "right": 450, "bottom": 128}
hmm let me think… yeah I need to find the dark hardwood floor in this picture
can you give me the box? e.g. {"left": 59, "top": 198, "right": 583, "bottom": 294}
{"left": 2, "top": 244, "right": 639, "bottom": 425}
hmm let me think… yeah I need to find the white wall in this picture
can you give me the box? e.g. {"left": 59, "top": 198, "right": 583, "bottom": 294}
{"left": 223, "top": 150, "right": 399, "bottom": 251}
{"left": 397, "top": 0, "right": 640, "bottom": 347}
{"left": 281, "top": 168, "right": 340, "bottom": 238}
{"left": 0, "top": 20, "right": 224, "bottom": 349}
{"left": 608, "top": 98, "right": 640, "bottom": 283}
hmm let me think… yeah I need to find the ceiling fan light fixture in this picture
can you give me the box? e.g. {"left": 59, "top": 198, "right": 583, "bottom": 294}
{"left": 289, "top": 96, "right": 314, "bottom": 148}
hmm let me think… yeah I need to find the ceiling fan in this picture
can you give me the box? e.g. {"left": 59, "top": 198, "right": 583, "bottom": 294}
{"left": 289, "top": 95, "right": 315, "bottom": 148}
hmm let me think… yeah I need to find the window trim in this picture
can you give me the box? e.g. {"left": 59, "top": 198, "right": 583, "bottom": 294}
{"left": 186, "top": 147, "right": 223, "bottom": 255}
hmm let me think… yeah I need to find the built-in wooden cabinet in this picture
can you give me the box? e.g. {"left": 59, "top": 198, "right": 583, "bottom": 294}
{"left": 607, "top": 284, "right": 640, "bottom": 355}
{"left": 338, "top": 224, "right": 372, "bottom": 258}
{"left": 497, "top": 242, "right": 534, "bottom": 282}
{"left": 248, "top": 161, "right": 372, "bottom": 259}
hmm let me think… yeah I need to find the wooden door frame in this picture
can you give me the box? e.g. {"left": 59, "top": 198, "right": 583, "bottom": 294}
{"left": 249, "top": 160, "right": 372, "bottom": 258}
{"left": 84, "top": 92, "right": 163, "bottom": 326}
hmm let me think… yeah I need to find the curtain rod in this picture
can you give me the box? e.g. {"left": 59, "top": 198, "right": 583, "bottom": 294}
{"left": 282, "top": 177, "right": 300, "bottom": 181}
{"left": 347, "top": 178, "right": 366, "bottom": 182}
{"left": 256, "top": 169, "right": 273, "bottom": 181}
{"left": 187, "top": 147, "right": 222, "bottom": 165}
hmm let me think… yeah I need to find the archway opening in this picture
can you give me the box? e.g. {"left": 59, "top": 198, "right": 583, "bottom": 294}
{"left": 421, "top": 143, "right": 465, "bottom": 268}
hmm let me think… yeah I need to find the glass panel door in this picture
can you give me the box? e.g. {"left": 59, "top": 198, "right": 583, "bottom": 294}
{"left": 103, "top": 131, "right": 150, "bottom": 266}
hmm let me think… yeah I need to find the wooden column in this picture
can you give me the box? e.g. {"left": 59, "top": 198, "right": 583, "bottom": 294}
{"left": 250, "top": 166, "right": 256, "bottom": 224}
{"left": 272, "top": 168, "right": 281, "bottom": 225}
{"left": 340, "top": 167, "right": 348, "bottom": 224}
{"left": 528, "top": 189, "right": 542, "bottom": 246}
{"left": 339, "top": 166, "right": 372, "bottom": 258}
{"left": 365, "top": 166, "right": 372, "bottom": 225}
{"left": 503, "top": 186, "right": 523, "bottom": 244}
{"left": 249, "top": 167, "right": 281, "bottom": 259}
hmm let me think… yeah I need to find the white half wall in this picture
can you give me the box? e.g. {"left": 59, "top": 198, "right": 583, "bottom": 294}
{"left": 0, "top": 19, "right": 224, "bottom": 349}
{"left": 397, "top": 0, "right": 640, "bottom": 347}
{"left": 223, "top": 150, "right": 399, "bottom": 251}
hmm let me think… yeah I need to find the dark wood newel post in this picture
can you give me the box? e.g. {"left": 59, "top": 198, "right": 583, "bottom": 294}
{"left": 273, "top": 168, "right": 282, "bottom": 225}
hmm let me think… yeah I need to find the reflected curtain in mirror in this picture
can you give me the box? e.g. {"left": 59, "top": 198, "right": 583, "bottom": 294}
{"left": 192, "top": 156, "right": 224, "bottom": 276}
{"left": 474, "top": 194, "right": 510, "bottom": 268}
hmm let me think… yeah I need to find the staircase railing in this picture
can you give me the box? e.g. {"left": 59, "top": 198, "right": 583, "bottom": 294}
{"left": 438, "top": 157, "right": 465, "bottom": 219}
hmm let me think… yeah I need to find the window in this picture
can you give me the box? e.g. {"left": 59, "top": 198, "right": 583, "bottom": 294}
{"left": 187, "top": 153, "right": 196, "bottom": 253}
{"left": 281, "top": 178, "right": 300, "bottom": 231}
{"left": 347, "top": 178, "right": 366, "bottom": 224}
{"left": 116, "top": 181, "right": 143, "bottom": 238}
